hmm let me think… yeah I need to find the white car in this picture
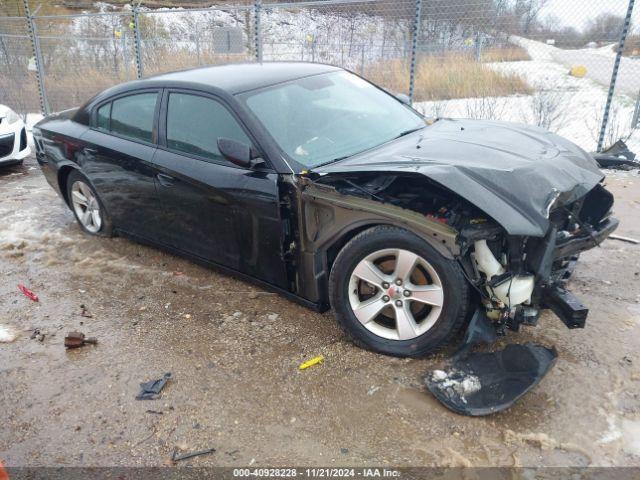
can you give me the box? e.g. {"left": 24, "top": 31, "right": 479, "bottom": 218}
{"left": 0, "top": 105, "right": 31, "bottom": 166}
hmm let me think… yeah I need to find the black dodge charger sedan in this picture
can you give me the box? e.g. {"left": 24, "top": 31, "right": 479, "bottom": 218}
{"left": 33, "top": 62, "right": 617, "bottom": 357}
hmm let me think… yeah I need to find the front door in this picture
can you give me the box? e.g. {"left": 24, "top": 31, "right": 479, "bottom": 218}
{"left": 153, "top": 90, "right": 288, "bottom": 288}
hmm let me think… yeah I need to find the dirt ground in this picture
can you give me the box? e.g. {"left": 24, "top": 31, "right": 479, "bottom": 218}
{"left": 1, "top": 155, "right": 640, "bottom": 469}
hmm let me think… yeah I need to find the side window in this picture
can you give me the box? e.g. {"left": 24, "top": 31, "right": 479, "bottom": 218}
{"left": 110, "top": 92, "right": 158, "bottom": 143}
{"left": 96, "top": 102, "right": 110, "bottom": 130}
{"left": 166, "top": 92, "right": 251, "bottom": 163}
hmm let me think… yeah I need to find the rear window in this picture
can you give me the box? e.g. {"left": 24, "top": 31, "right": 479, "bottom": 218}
{"left": 96, "top": 103, "right": 110, "bottom": 130}
{"left": 109, "top": 92, "right": 158, "bottom": 143}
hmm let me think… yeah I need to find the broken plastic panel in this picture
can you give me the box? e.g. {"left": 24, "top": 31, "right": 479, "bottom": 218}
{"left": 426, "top": 343, "right": 557, "bottom": 416}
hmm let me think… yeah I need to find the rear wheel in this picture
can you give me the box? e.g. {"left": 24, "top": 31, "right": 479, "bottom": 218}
{"left": 66, "top": 170, "right": 113, "bottom": 237}
{"left": 329, "top": 226, "right": 470, "bottom": 357}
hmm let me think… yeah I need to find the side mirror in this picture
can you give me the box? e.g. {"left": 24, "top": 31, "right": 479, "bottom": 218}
{"left": 217, "top": 138, "right": 262, "bottom": 168}
{"left": 396, "top": 93, "right": 411, "bottom": 105}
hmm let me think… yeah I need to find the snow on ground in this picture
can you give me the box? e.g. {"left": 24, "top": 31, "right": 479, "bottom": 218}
{"left": 512, "top": 35, "right": 640, "bottom": 97}
{"left": 415, "top": 38, "right": 640, "bottom": 154}
{"left": 85, "top": 4, "right": 410, "bottom": 71}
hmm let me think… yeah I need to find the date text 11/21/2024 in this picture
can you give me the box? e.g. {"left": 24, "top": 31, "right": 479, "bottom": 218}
{"left": 232, "top": 468, "right": 401, "bottom": 477}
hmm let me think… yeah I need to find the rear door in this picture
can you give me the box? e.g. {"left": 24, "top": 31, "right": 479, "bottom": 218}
{"left": 152, "top": 89, "right": 288, "bottom": 288}
{"left": 80, "top": 90, "right": 164, "bottom": 239}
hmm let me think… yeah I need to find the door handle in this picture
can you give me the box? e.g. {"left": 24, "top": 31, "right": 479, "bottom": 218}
{"left": 156, "top": 173, "right": 175, "bottom": 187}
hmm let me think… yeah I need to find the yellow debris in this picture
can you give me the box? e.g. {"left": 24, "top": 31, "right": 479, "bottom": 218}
{"left": 569, "top": 65, "right": 587, "bottom": 78}
{"left": 299, "top": 355, "right": 325, "bottom": 370}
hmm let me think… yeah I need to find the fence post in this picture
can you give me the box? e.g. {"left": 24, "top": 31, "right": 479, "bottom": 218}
{"left": 254, "top": 0, "right": 262, "bottom": 62}
{"left": 633, "top": 92, "right": 640, "bottom": 130}
{"left": 474, "top": 32, "right": 483, "bottom": 62}
{"left": 408, "top": 0, "right": 422, "bottom": 103}
{"left": 23, "top": 0, "right": 49, "bottom": 116}
{"left": 597, "top": 0, "right": 635, "bottom": 151}
{"left": 132, "top": 5, "right": 143, "bottom": 79}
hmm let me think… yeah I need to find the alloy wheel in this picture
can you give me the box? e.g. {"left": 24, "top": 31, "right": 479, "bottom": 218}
{"left": 70, "top": 180, "right": 102, "bottom": 234}
{"left": 347, "top": 248, "right": 444, "bottom": 341}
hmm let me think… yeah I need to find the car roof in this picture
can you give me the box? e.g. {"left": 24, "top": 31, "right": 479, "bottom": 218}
{"left": 147, "top": 61, "right": 342, "bottom": 94}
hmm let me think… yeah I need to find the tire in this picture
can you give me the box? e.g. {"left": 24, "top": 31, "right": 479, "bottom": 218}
{"left": 66, "top": 170, "right": 113, "bottom": 237}
{"left": 329, "top": 225, "right": 470, "bottom": 357}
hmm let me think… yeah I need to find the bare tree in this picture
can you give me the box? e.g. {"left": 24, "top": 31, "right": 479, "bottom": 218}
{"left": 515, "top": 0, "right": 549, "bottom": 35}
{"left": 465, "top": 97, "right": 505, "bottom": 120}
{"left": 527, "top": 89, "right": 565, "bottom": 131}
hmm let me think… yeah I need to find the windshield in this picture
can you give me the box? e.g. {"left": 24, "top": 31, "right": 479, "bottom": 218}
{"left": 238, "top": 71, "right": 425, "bottom": 169}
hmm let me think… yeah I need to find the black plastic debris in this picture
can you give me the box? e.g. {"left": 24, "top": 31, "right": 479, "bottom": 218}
{"left": 426, "top": 343, "right": 557, "bottom": 416}
{"left": 136, "top": 372, "right": 171, "bottom": 400}
{"left": 30, "top": 329, "right": 45, "bottom": 342}
{"left": 592, "top": 140, "right": 638, "bottom": 170}
{"left": 453, "top": 308, "right": 497, "bottom": 360}
{"left": 171, "top": 447, "right": 215, "bottom": 463}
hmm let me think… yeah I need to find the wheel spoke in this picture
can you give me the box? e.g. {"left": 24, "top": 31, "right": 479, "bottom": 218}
{"left": 91, "top": 210, "right": 101, "bottom": 228}
{"left": 81, "top": 209, "right": 92, "bottom": 226}
{"left": 352, "top": 260, "right": 388, "bottom": 288}
{"left": 393, "top": 249, "right": 418, "bottom": 283}
{"left": 409, "top": 285, "right": 444, "bottom": 307}
{"left": 395, "top": 305, "right": 419, "bottom": 340}
{"left": 353, "top": 296, "right": 386, "bottom": 325}
{"left": 79, "top": 183, "right": 93, "bottom": 201}
{"left": 71, "top": 190, "right": 88, "bottom": 207}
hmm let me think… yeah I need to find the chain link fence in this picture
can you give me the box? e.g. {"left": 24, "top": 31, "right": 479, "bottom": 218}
{"left": 0, "top": 15, "right": 39, "bottom": 114}
{"left": 138, "top": 4, "right": 255, "bottom": 77}
{"left": 0, "top": 0, "right": 638, "bottom": 152}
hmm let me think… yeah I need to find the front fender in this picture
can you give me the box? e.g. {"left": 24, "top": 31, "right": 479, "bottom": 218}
{"left": 296, "top": 184, "right": 459, "bottom": 307}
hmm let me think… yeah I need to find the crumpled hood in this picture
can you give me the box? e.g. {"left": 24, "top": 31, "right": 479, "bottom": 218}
{"left": 316, "top": 118, "right": 604, "bottom": 236}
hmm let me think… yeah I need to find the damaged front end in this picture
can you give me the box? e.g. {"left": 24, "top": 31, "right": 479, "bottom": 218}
{"left": 302, "top": 166, "right": 617, "bottom": 415}
{"left": 429, "top": 182, "right": 617, "bottom": 415}
{"left": 457, "top": 182, "right": 617, "bottom": 333}
{"left": 301, "top": 118, "right": 619, "bottom": 415}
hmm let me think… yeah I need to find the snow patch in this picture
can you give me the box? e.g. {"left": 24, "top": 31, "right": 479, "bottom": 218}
{"left": 429, "top": 369, "right": 481, "bottom": 404}
{"left": 0, "top": 325, "right": 18, "bottom": 343}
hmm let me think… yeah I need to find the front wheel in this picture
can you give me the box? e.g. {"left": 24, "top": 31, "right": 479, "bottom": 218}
{"left": 329, "top": 225, "right": 470, "bottom": 357}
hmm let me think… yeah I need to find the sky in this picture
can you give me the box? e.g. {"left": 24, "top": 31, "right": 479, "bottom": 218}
{"left": 539, "top": 0, "right": 639, "bottom": 31}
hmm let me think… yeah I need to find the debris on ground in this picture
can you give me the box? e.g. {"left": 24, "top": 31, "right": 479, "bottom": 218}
{"left": 608, "top": 234, "right": 639, "bottom": 245}
{"left": 367, "top": 385, "right": 381, "bottom": 396}
{"left": 592, "top": 140, "right": 638, "bottom": 170}
{"left": 146, "top": 409, "right": 164, "bottom": 415}
{"left": 18, "top": 284, "right": 39, "bottom": 302}
{"left": 453, "top": 308, "right": 498, "bottom": 359}
{"left": 299, "top": 355, "right": 325, "bottom": 370}
{"left": 64, "top": 331, "right": 98, "bottom": 349}
{"left": 79, "top": 304, "right": 93, "bottom": 318}
{"left": 426, "top": 343, "right": 557, "bottom": 416}
{"left": 136, "top": 372, "right": 172, "bottom": 400}
{"left": 171, "top": 447, "right": 215, "bottom": 463}
{"left": 0, "top": 460, "right": 8, "bottom": 480}
{"left": 30, "top": 329, "right": 45, "bottom": 342}
{"left": 0, "top": 325, "right": 18, "bottom": 343}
